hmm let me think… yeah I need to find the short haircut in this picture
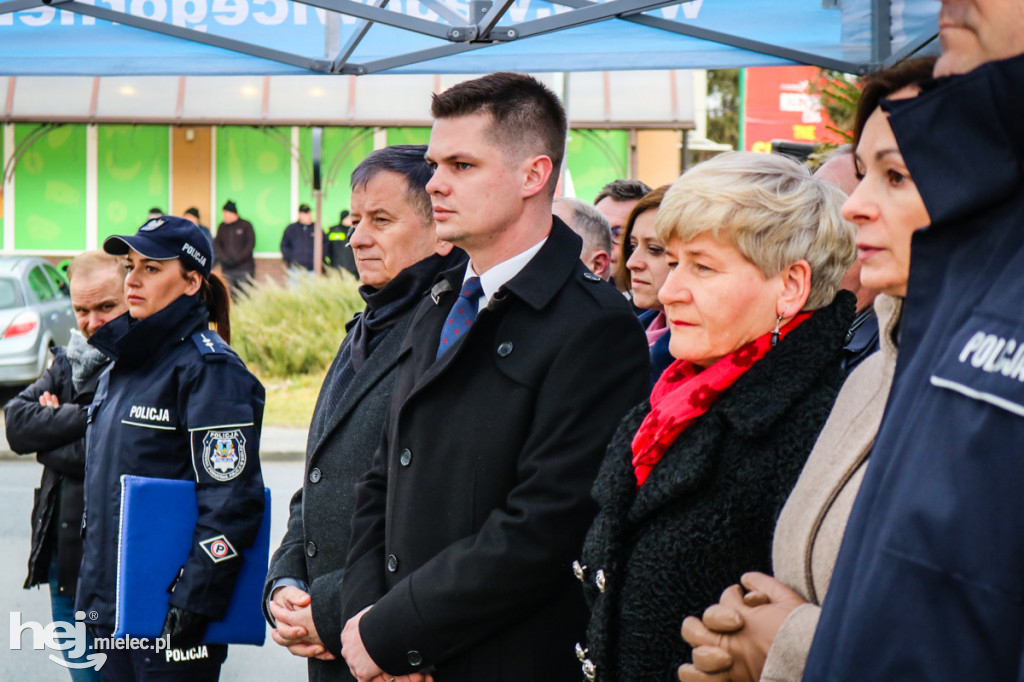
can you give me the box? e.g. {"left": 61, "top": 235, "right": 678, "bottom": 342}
{"left": 594, "top": 179, "right": 652, "bottom": 205}
{"left": 853, "top": 57, "right": 937, "bottom": 147}
{"left": 614, "top": 185, "right": 669, "bottom": 291}
{"left": 656, "top": 152, "right": 855, "bottom": 311}
{"left": 184, "top": 207, "right": 201, "bottom": 220}
{"left": 351, "top": 145, "right": 433, "bottom": 224}
{"left": 554, "top": 197, "right": 613, "bottom": 256}
{"left": 431, "top": 72, "right": 567, "bottom": 195}
{"left": 66, "top": 250, "right": 124, "bottom": 283}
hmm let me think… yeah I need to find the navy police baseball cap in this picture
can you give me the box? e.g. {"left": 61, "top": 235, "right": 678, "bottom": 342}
{"left": 103, "top": 215, "right": 213, "bottom": 279}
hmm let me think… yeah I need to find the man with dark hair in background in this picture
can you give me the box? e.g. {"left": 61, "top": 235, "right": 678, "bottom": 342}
{"left": 263, "top": 145, "right": 462, "bottom": 682}
{"left": 340, "top": 72, "right": 648, "bottom": 682}
{"left": 281, "top": 204, "right": 321, "bottom": 273}
{"left": 5, "top": 250, "right": 127, "bottom": 681}
{"left": 593, "top": 178, "right": 651, "bottom": 283}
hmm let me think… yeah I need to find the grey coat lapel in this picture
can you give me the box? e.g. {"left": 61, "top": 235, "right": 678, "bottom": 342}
{"left": 307, "top": 314, "right": 413, "bottom": 462}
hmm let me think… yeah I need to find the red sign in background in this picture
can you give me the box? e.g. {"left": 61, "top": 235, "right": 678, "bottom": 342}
{"left": 743, "top": 66, "right": 848, "bottom": 153}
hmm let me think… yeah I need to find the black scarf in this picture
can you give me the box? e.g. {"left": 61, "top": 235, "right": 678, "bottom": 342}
{"left": 313, "top": 250, "right": 465, "bottom": 436}
{"left": 346, "top": 250, "right": 465, "bottom": 372}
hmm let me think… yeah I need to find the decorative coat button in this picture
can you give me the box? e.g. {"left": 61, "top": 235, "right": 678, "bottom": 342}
{"left": 400, "top": 449, "right": 413, "bottom": 467}
{"left": 407, "top": 650, "right": 424, "bottom": 667}
{"left": 309, "top": 467, "right": 322, "bottom": 483}
{"left": 496, "top": 341, "right": 513, "bottom": 357}
{"left": 582, "top": 658, "right": 597, "bottom": 681}
{"left": 595, "top": 569, "right": 606, "bottom": 593}
{"left": 575, "top": 643, "right": 588, "bottom": 662}
{"left": 583, "top": 272, "right": 601, "bottom": 282}
{"left": 306, "top": 541, "right": 317, "bottom": 557}
{"left": 386, "top": 554, "right": 399, "bottom": 572}
{"left": 572, "top": 560, "right": 587, "bottom": 582}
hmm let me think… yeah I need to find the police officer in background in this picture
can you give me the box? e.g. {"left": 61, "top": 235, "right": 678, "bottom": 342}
{"left": 77, "top": 216, "right": 266, "bottom": 681}
{"left": 325, "top": 210, "right": 357, "bottom": 278}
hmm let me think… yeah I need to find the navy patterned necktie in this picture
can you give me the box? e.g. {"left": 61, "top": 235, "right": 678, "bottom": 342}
{"left": 436, "top": 276, "right": 483, "bottom": 359}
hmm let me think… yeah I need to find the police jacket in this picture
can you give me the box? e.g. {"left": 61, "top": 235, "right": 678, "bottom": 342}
{"left": 804, "top": 53, "right": 1024, "bottom": 680}
{"left": 5, "top": 348, "right": 104, "bottom": 597}
{"left": 77, "top": 295, "right": 265, "bottom": 630}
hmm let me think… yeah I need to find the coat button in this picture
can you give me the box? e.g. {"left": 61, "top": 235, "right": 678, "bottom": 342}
{"left": 306, "top": 541, "right": 317, "bottom": 557}
{"left": 497, "top": 341, "right": 513, "bottom": 357}
{"left": 386, "top": 554, "right": 399, "bottom": 572}
{"left": 60, "top": 522, "right": 69, "bottom": 530}
{"left": 595, "top": 569, "right": 606, "bottom": 593}
{"left": 309, "top": 467, "right": 322, "bottom": 483}
{"left": 572, "top": 560, "right": 586, "bottom": 582}
{"left": 400, "top": 449, "right": 412, "bottom": 467}
{"left": 407, "top": 650, "right": 424, "bottom": 667}
{"left": 582, "top": 658, "right": 597, "bottom": 680}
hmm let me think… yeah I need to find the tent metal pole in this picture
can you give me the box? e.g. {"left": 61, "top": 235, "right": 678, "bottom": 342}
{"left": 294, "top": 0, "right": 452, "bottom": 39}
{"left": 882, "top": 31, "right": 939, "bottom": 68}
{"left": 0, "top": 0, "right": 43, "bottom": 14}
{"left": 477, "top": 0, "right": 516, "bottom": 37}
{"left": 541, "top": 0, "right": 868, "bottom": 73}
{"left": 331, "top": 0, "right": 390, "bottom": 72}
{"left": 871, "top": 0, "right": 892, "bottom": 64}
{"left": 416, "top": 0, "right": 467, "bottom": 27}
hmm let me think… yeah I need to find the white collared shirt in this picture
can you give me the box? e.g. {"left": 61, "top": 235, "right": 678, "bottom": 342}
{"left": 463, "top": 238, "right": 548, "bottom": 312}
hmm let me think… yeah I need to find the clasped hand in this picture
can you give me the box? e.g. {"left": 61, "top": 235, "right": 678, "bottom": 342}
{"left": 677, "top": 572, "right": 806, "bottom": 682}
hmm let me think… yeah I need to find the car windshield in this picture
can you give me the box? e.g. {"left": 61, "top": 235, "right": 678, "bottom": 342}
{"left": 0, "top": 277, "right": 23, "bottom": 310}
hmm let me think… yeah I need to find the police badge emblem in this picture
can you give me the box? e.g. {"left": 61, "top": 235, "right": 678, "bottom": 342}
{"left": 199, "top": 535, "right": 239, "bottom": 563}
{"left": 202, "top": 430, "right": 247, "bottom": 481}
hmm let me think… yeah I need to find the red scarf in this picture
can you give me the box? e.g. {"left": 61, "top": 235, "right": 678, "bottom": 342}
{"left": 631, "top": 312, "right": 813, "bottom": 486}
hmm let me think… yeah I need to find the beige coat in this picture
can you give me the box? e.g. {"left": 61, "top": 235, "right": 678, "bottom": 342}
{"left": 760, "top": 295, "right": 902, "bottom": 681}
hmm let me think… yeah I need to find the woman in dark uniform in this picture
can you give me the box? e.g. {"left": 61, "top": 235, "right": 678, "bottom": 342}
{"left": 77, "top": 216, "right": 265, "bottom": 682}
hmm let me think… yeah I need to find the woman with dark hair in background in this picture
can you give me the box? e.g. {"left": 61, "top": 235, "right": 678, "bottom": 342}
{"left": 678, "top": 56, "right": 936, "bottom": 682}
{"left": 77, "top": 215, "right": 266, "bottom": 682}
{"left": 617, "top": 185, "right": 673, "bottom": 386}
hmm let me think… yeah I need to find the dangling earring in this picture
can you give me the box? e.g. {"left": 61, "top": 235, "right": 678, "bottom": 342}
{"left": 770, "top": 315, "right": 783, "bottom": 347}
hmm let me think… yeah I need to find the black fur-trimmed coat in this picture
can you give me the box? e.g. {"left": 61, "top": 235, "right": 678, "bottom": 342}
{"left": 577, "top": 291, "right": 855, "bottom": 682}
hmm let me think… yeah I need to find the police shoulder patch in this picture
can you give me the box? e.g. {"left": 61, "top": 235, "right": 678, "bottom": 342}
{"left": 199, "top": 535, "right": 238, "bottom": 563}
{"left": 191, "top": 330, "right": 236, "bottom": 364}
{"left": 201, "top": 430, "right": 247, "bottom": 481}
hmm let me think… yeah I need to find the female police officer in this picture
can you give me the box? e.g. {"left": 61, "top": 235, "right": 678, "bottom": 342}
{"left": 76, "top": 216, "right": 265, "bottom": 681}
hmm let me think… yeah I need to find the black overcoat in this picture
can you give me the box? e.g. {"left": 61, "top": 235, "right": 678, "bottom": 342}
{"left": 579, "top": 292, "right": 854, "bottom": 682}
{"left": 5, "top": 348, "right": 102, "bottom": 596}
{"left": 342, "top": 219, "right": 650, "bottom": 681}
{"left": 264, "top": 312, "right": 415, "bottom": 682}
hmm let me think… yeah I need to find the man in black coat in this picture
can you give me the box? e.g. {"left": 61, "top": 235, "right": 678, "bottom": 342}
{"left": 214, "top": 200, "right": 255, "bottom": 297}
{"left": 340, "top": 73, "right": 649, "bottom": 682}
{"left": 264, "top": 145, "right": 463, "bottom": 682}
{"left": 5, "top": 250, "right": 126, "bottom": 679}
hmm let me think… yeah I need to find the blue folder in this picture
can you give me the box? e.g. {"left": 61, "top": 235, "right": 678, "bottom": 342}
{"left": 114, "top": 474, "right": 271, "bottom": 645}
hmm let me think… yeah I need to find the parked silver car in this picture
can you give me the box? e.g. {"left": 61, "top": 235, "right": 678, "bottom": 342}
{"left": 0, "top": 257, "right": 77, "bottom": 386}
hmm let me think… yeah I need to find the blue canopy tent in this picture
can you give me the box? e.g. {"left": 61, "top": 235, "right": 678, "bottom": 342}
{"left": 0, "top": 0, "right": 938, "bottom": 76}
